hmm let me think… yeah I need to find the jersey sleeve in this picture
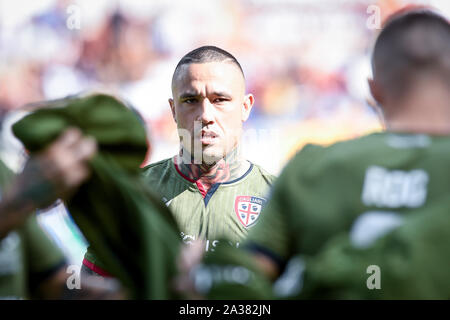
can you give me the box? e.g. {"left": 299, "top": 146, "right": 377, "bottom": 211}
{"left": 20, "top": 215, "right": 66, "bottom": 289}
{"left": 245, "top": 144, "right": 323, "bottom": 269}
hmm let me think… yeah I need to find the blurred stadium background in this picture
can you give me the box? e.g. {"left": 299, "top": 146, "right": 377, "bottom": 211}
{"left": 1, "top": 0, "right": 449, "bottom": 266}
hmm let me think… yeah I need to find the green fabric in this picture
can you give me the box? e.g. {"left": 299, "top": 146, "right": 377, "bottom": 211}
{"left": 0, "top": 160, "right": 65, "bottom": 299}
{"left": 248, "top": 132, "right": 450, "bottom": 260}
{"left": 245, "top": 132, "right": 450, "bottom": 299}
{"left": 299, "top": 199, "right": 450, "bottom": 299}
{"left": 191, "top": 241, "right": 273, "bottom": 300}
{"left": 12, "top": 94, "right": 181, "bottom": 299}
{"left": 0, "top": 160, "right": 13, "bottom": 188}
{"left": 142, "top": 158, "right": 275, "bottom": 249}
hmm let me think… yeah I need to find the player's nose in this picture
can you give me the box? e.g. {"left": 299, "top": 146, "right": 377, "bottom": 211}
{"left": 199, "top": 98, "right": 215, "bottom": 125}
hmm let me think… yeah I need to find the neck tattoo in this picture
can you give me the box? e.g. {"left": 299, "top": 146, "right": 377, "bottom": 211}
{"left": 175, "top": 148, "right": 248, "bottom": 193}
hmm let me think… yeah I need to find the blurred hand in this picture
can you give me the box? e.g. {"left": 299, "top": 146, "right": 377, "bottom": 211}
{"left": 0, "top": 127, "right": 97, "bottom": 238}
{"left": 173, "top": 240, "right": 206, "bottom": 299}
{"left": 36, "top": 265, "right": 128, "bottom": 300}
{"left": 19, "top": 127, "right": 97, "bottom": 208}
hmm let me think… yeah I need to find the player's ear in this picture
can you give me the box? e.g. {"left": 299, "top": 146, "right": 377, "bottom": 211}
{"left": 242, "top": 94, "right": 254, "bottom": 122}
{"left": 169, "top": 98, "right": 177, "bottom": 123}
{"left": 368, "top": 78, "right": 384, "bottom": 106}
{"left": 368, "top": 78, "right": 386, "bottom": 129}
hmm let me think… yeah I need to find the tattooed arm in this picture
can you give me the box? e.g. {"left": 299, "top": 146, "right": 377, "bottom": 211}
{"left": 0, "top": 128, "right": 96, "bottom": 239}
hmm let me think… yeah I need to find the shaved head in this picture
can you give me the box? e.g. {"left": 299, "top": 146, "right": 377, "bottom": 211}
{"left": 168, "top": 46, "right": 254, "bottom": 165}
{"left": 372, "top": 9, "right": 450, "bottom": 100}
{"left": 172, "top": 46, "right": 245, "bottom": 90}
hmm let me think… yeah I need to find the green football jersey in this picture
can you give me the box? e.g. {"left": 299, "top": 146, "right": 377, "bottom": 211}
{"left": 297, "top": 197, "right": 450, "bottom": 299}
{"left": 247, "top": 132, "right": 450, "bottom": 268}
{"left": 142, "top": 158, "right": 276, "bottom": 251}
{"left": 196, "top": 193, "right": 450, "bottom": 300}
{"left": 0, "top": 160, "right": 66, "bottom": 299}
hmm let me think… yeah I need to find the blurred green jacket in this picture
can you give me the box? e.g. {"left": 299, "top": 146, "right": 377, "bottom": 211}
{"left": 13, "top": 94, "right": 181, "bottom": 299}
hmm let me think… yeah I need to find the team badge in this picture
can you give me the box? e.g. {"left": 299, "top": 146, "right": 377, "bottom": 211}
{"left": 235, "top": 196, "right": 266, "bottom": 228}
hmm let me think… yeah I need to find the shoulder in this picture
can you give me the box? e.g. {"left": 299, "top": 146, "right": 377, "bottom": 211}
{"left": 141, "top": 158, "right": 173, "bottom": 176}
{"left": 286, "top": 133, "right": 385, "bottom": 177}
{"left": 250, "top": 163, "right": 277, "bottom": 185}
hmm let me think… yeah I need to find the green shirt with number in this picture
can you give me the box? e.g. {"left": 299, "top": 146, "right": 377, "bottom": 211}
{"left": 247, "top": 132, "right": 450, "bottom": 270}
{"left": 297, "top": 195, "right": 450, "bottom": 299}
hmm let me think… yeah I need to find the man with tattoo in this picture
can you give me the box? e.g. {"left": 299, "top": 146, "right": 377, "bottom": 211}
{"left": 0, "top": 128, "right": 123, "bottom": 299}
{"left": 177, "top": 9, "right": 450, "bottom": 300}
{"left": 81, "top": 46, "right": 276, "bottom": 278}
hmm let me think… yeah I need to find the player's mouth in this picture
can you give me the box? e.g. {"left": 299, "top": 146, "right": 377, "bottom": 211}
{"left": 200, "top": 131, "right": 218, "bottom": 145}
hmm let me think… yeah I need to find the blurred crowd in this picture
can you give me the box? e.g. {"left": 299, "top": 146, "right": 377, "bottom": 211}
{"left": 1, "top": 0, "right": 449, "bottom": 175}
{"left": 1, "top": 0, "right": 449, "bottom": 266}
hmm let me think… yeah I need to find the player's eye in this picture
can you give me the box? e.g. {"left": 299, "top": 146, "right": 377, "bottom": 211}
{"left": 213, "top": 98, "right": 228, "bottom": 104}
{"left": 182, "top": 98, "right": 197, "bottom": 104}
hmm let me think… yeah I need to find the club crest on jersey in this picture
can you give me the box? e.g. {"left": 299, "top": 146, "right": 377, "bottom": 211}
{"left": 235, "top": 196, "right": 266, "bottom": 228}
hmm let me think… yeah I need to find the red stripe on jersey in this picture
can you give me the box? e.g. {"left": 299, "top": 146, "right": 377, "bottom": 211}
{"left": 174, "top": 160, "right": 195, "bottom": 183}
{"left": 195, "top": 181, "right": 207, "bottom": 198}
{"left": 174, "top": 160, "right": 207, "bottom": 198}
{"left": 82, "top": 258, "right": 112, "bottom": 278}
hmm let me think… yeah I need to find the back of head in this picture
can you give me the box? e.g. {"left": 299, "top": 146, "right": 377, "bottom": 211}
{"left": 171, "top": 45, "right": 244, "bottom": 87}
{"left": 372, "top": 9, "right": 450, "bottom": 101}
